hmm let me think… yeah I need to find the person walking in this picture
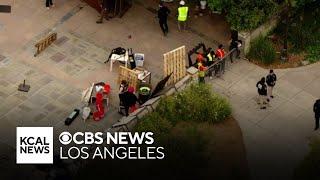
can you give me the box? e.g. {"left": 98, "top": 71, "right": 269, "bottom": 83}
{"left": 96, "top": 0, "right": 110, "bottom": 24}
{"left": 266, "top": 69, "right": 277, "bottom": 101}
{"left": 314, "top": 99, "right": 320, "bottom": 130}
{"left": 177, "top": 0, "right": 188, "bottom": 31}
{"left": 158, "top": 1, "right": 170, "bottom": 36}
{"left": 46, "top": 0, "right": 54, "bottom": 9}
{"left": 256, "top": 77, "right": 268, "bottom": 109}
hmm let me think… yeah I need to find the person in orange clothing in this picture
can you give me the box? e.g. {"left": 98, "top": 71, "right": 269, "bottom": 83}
{"left": 215, "top": 44, "right": 226, "bottom": 74}
{"left": 196, "top": 53, "right": 204, "bottom": 68}
{"left": 215, "top": 44, "right": 225, "bottom": 59}
{"left": 93, "top": 90, "right": 105, "bottom": 121}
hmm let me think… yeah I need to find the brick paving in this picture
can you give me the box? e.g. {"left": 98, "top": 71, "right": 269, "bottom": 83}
{"left": 0, "top": 0, "right": 218, "bottom": 151}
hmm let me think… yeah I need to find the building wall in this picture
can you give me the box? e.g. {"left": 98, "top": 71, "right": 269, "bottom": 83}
{"left": 239, "top": 17, "right": 279, "bottom": 55}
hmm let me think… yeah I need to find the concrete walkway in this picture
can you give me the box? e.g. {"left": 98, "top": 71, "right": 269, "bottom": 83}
{"left": 211, "top": 59, "right": 320, "bottom": 179}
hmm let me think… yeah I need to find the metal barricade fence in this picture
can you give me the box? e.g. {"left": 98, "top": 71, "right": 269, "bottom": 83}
{"left": 206, "top": 48, "right": 238, "bottom": 77}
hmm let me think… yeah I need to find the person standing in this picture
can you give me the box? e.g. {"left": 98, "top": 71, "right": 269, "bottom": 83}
{"left": 96, "top": 0, "right": 110, "bottom": 24}
{"left": 215, "top": 44, "right": 225, "bottom": 74}
{"left": 118, "top": 80, "right": 128, "bottom": 114}
{"left": 206, "top": 50, "right": 216, "bottom": 79}
{"left": 229, "top": 39, "right": 241, "bottom": 62}
{"left": 46, "top": 0, "right": 54, "bottom": 9}
{"left": 198, "top": 63, "right": 206, "bottom": 84}
{"left": 314, "top": 99, "right": 320, "bottom": 130}
{"left": 256, "top": 77, "right": 268, "bottom": 109}
{"left": 122, "top": 87, "right": 138, "bottom": 116}
{"left": 177, "top": 0, "right": 188, "bottom": 31}
{"left": 158, "top": 1, "right": 170, "bottom": 36}
{"left": 266, "top": 69, "right": 277, "bottom": 101}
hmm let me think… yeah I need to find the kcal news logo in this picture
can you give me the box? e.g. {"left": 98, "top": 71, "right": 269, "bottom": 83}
{"left": 16, "top": 127, "right": 53, "bottom": 164}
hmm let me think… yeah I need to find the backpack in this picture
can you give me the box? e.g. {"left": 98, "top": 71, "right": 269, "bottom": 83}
{"left": 113, "top": 47, "right": 126, "bottom": 55}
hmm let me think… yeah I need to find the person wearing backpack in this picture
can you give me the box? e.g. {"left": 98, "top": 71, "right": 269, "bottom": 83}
{"left": 256, "top": 77, "right": 268, "bottom": 109}
{"left": 314, "top": 99, "right": 320, "bottom": 130}
{"left": 266, "top": 69, "right": 277, "bottom": 101}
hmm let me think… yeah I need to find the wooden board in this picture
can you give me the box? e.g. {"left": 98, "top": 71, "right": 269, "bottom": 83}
{"left": 118, "top": 66, "right": 139, "bottom": 90}
{"left": 34, "top": 32, "right": 57, "bottom": 57}
{"left": 163, "top": 46, "right": 186, "bottom": 85}
{"left": 0, "top": 5, "right": 11, "bottom": 13}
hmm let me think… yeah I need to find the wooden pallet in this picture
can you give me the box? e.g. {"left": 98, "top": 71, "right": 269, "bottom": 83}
{"left": 34, "top": 32, "right": 57, "bottom": 57}
{"left": 163, "top": 46, "right": 186, "bottom": 85}
{"left": 118, "top": 66, "right": 139, "bottom": 90}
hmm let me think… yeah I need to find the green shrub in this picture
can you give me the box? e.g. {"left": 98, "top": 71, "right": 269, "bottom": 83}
{"left": 207, "top": 0, "right": 277, "bottom": 31}
{"left": 135, "top": 112, "right": 172, "bottom": 137}
{"left": 294, "top": 138, "right": 320, "bottom": 180}
{"left": 156, "top": 84, "right": 231, "bottom": 124}
{"left": 248, "top": 35, "right": 276, "bottom": 64}
{"left": 306, "top": 44, "right": 320, "bottom": 63}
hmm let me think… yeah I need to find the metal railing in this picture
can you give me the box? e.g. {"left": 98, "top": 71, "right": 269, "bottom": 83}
{"left": 206, "top": 48, "right": 240, "bottom": 77}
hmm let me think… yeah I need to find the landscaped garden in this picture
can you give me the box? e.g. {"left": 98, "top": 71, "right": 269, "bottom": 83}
{"left": 205, "top": 0, "right": 319, "bottom": 68}
{"left": 248, "top": 0, "right": 320, "bottom": 68}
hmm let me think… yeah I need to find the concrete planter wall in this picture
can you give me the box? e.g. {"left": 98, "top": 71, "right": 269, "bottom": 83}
{"left": 239, "top": 16, "right": 279, "bottom": 55}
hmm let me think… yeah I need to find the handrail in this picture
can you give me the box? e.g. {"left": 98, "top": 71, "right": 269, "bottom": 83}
{"left": 206, "top": 48, "right": 236, "bottom": 72}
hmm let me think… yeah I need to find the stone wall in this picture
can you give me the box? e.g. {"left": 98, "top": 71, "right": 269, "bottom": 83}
{"left": 239, "top": 17, "right": 279, "bottom": 55}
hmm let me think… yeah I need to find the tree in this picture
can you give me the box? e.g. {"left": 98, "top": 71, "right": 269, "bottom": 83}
{"left": 207, "top": 0, "right": 278, "bottom": 31}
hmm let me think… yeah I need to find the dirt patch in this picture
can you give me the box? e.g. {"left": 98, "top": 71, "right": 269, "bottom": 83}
{"left": 211, "top": 117, "right": 250, "bottom": 179}
{"left": 250, "top": 52, "right": 306, "bottom": 69}
{"left": 249, "top": 35, "right": 308, "bottom": 69}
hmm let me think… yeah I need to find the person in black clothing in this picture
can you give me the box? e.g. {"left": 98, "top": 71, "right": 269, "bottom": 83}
{"left": 314, "top": 99, "right": 320, "bottom": 130}
{"left": 256, "top": 77, "right": 268, "bottom": 109}
{"left": 96, "top": 0, "right": 110, "bottom": 24}
{"left": 118, "top": 80, "right": 128, "bottom": 114}
{"left": 229, "top": 39, "right": 242, "bottom": 62}
{"left": 158, "top": 1, "right": 170, "bottom": 36}
{"left": 229, "top": 30, "right": 241, "bottom": 62}
{"left": 46, "top": 0, "right": 54, "bottom": 9}
{"left": 122, "top": 87, "right": 138, "bottom": 116}
{"left": 266, "top": 69, "right": 277, "bottom": 101}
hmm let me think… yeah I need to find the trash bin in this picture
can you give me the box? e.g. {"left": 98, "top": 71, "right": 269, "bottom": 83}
{"left": 138, "top": 83, "right": 151, "bottom": 104}
{"left": 134, "top": 53, "right": 144, "bottom": 67}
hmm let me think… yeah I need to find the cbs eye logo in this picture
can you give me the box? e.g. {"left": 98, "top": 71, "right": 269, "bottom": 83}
{"left": 59, "top": 132, "right": 72, "bottom": 145}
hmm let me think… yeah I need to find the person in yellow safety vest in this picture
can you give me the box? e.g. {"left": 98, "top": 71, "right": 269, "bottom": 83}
{"left": 177, "top": 0, "right": 188, "bottom": 31}
{"left": 198, "top": 63, "right": 206, "bottom": 84}
{"left": 206, "top": 50, "right": 216, "bottom": 79}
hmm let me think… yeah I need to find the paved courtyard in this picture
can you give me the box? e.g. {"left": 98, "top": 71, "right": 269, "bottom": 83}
{"left": 212, "top": 60, "right": 320, "bottom": 179}
{"left": 0, "top": 0, "right": 217, "bottom": 148}
{"left": 0, "top": 0, "right": 319, "bottom": 179}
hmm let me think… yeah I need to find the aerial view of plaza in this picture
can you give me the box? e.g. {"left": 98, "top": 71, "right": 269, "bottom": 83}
{"left": 0, "top": 0, "right": 319, "bottom": 179}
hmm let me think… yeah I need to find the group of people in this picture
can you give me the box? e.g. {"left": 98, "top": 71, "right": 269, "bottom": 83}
{"left": 256, "top": 70, "right": 277, "bottom": 110}
{"left": 95, "top": 0, "right": 188, "bottom": 34}
{"left": 157, "top": 0, "right": 189, "bottom": 36}
{"left": 196, "top": 44, "right": 226, "bottom": 83}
